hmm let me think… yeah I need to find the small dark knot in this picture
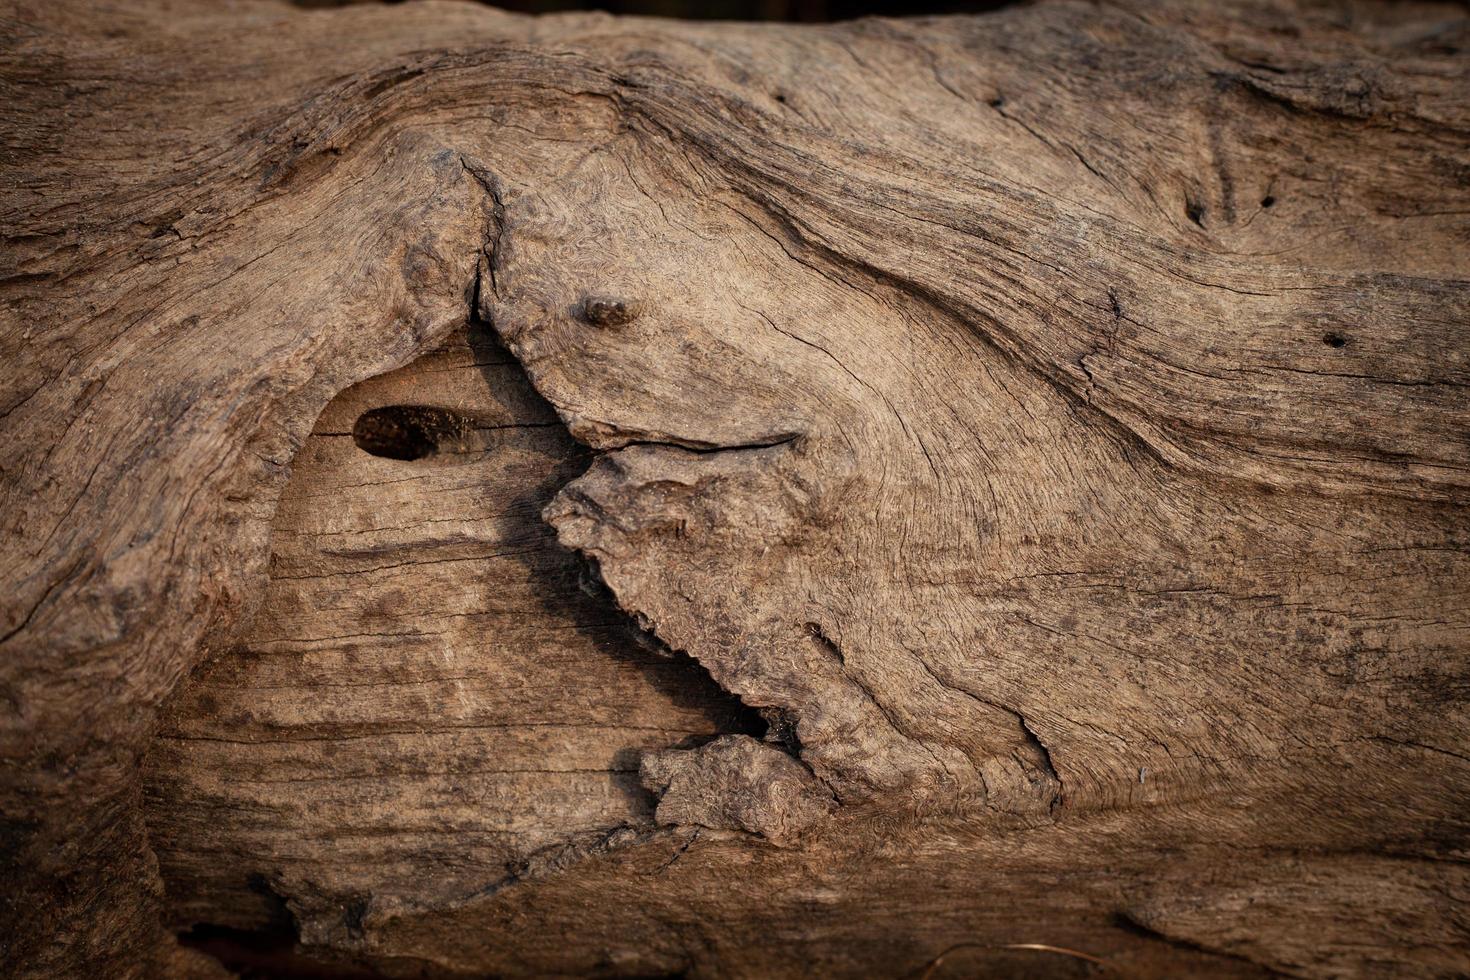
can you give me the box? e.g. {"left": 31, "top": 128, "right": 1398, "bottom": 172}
{"left": 583, "top": 295, "right": 642, "bottom": 328}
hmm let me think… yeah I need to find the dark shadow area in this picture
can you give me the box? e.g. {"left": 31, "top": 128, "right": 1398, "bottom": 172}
{"left": 466, "top": 310, "right": 769, "bottom": 763}
{"left": 182, "top": 923, "right": 384, "bottom": 980}
{"left": 180, "top": 878, "right": 383, "bottom": 980}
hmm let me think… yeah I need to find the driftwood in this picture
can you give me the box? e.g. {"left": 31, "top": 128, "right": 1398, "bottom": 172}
{"left": 3, "top": 0, "right": 1468, "bottom": 976}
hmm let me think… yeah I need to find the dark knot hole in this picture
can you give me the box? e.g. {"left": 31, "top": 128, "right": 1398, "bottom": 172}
{"left": 352, "top": 405, "right": 471, "bottom": 460}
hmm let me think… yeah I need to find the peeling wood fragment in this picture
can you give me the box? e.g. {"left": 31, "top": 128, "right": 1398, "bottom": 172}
{"left": 641, "top": 735, "right": 833, "bottom": 847}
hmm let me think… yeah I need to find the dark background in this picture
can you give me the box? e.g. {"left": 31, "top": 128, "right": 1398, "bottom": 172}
{"left": 300, "top": 0, "right": 1014, "bottom": 22}
{"left": 484, "top": 0, "right": 1010, "bottom": 18}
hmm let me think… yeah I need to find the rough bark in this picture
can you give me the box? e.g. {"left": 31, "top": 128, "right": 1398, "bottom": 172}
{"left": 2, "top": 0, "right": 1468, "bottom": 976}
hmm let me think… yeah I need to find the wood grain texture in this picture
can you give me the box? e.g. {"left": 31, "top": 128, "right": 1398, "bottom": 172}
{"left": 2, "top": 0, "right": 1467, "bottom": 976}
{"left": 145, "top": 324, "right": 760, "bottom": 938}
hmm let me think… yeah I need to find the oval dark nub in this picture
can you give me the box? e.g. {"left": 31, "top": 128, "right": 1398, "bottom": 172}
{"left": 583, "top": 295, "right": 642, "bottom": 328}
{"left": 352, "top": 405, "right": 469, "bottom": 460}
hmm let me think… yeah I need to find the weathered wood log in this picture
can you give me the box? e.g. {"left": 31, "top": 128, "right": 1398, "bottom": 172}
{"left": 145, "top": 323, "right": 763, "bottom": 939}
{"left": 2, "top": 0, "right": 1468, "bottom": 976}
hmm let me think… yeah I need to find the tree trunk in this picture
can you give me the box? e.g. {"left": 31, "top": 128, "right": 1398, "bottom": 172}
{"left": 2, "top": 0, "right": 1467, "bottom": 976}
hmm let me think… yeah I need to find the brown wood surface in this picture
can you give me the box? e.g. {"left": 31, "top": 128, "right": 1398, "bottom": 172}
{"left": 146, "top": 324, "right": 761, "bottom": 938}
{"left": 2, "top": 0, "right": 1468, "bottom": 976}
